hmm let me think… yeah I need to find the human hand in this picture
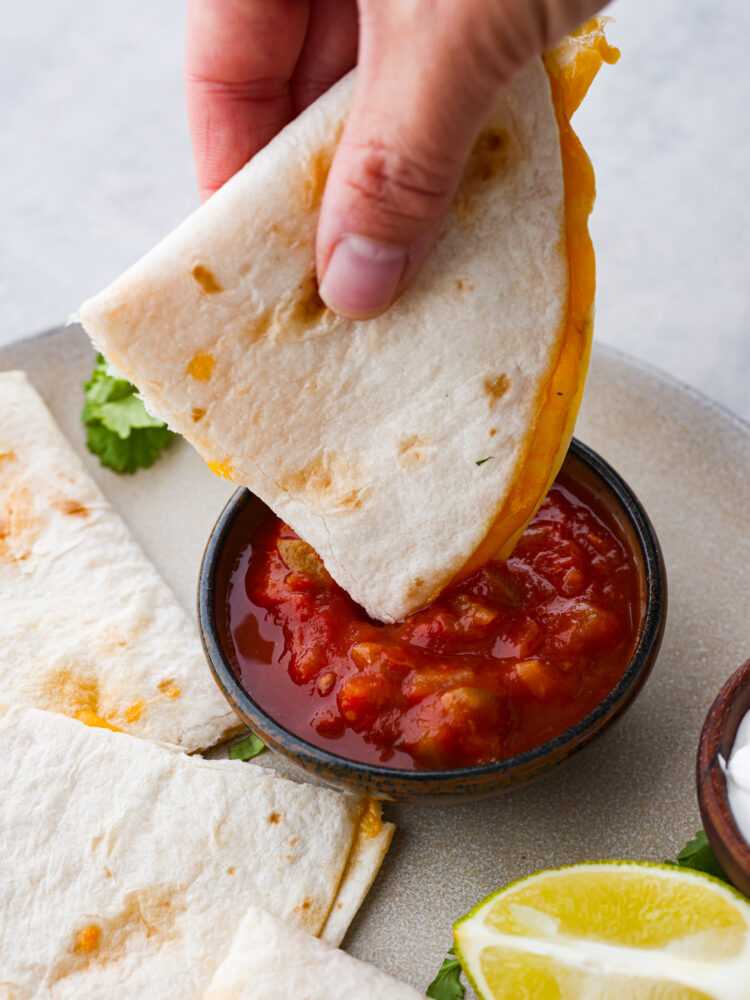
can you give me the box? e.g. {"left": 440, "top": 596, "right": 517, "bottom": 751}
{"left": 185, "top": 0, "right": 605, "bottom": 319}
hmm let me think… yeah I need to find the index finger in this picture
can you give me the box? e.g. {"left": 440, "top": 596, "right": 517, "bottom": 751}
{"left": 185, "top": 0, "right": 309, "bottom": 201}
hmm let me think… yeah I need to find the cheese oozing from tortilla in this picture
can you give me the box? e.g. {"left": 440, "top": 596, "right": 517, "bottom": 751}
{"left": 78, "top": 24, "right": 616, "bottom": 623}
{"left": 454, "top": 21, "right": 620, "bottom": 581}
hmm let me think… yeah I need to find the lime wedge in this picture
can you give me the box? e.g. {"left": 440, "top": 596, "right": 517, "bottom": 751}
{"left": 453, "top": 862, "right": 750, "bottom": 1000}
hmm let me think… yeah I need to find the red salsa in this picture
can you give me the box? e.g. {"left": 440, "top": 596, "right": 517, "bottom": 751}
{"left": 227, "top": 474, "right": 643, "bottom": 770}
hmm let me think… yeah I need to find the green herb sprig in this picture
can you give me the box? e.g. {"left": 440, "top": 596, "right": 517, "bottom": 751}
{"left": 228, "top": 732, "right": 267, "bottom": 761}
{"left": 665, "top": 830, "right": 730, "bottom": 884}
{"left": 426, "top": 948, "right": 464, "bottom": 1000}
{"left": 82, "top": 354, "right": 174, "bottom": 474}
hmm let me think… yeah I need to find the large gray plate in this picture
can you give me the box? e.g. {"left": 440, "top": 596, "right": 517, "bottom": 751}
{"left": 3, "top": 326, "right": 750, "bottom": 993}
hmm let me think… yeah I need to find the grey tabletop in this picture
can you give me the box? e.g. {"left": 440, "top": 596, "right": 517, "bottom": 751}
{"left": 2, "top": 0, "right": 749, "bottom": 420}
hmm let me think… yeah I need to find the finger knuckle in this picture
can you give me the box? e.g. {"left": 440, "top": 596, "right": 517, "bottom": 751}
{"left": 340, "top": 140, "right": 454, "bottom": 227}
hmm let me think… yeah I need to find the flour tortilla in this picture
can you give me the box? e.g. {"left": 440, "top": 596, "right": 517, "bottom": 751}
{"left": 203, "top": 906, "right": 425, "bottom": 1000}
{"left": 0, "top": 369, "right": 240, "bottom": 748}
{"left": 79, "top": 55, "right": 584, "bottom": 623}
{"left": 319, "top": 799, "right": 395, "bottom": 946}
{"left": 0, "top": 706, "right": 393, "bottom": 999}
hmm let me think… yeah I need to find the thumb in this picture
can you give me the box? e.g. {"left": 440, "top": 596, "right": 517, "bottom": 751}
{"left": 316, "top": 1, "right": 515, "bottom": 319}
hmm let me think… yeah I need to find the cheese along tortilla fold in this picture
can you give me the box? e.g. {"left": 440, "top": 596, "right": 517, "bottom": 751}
{"left": 202, "top": 906, "right": 425, "bottom": 1000}
{"left": 0, "top": 705, "right": 394, "bottom": 999}
{"left": 0, "top": 369, "right": 239, "bottom": 749}
{"left": 79, "top": 25, "right": 615, "bottom": 624}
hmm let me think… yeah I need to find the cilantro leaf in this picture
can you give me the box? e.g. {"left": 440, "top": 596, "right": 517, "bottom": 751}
{"left": 667, "top": 830, "right": 730, "bottom": 884}
{"left": 95, "top": 396, "right": 168, "bottom": 438}
{"left": 475, "top": 457, "right": 493, "bottom": 467}
{"left": 228, "top": 732, "right": 266, "bottom": 761}
{"left": 82, "top": 355, "right": 174, "bottom": 474}
{"left": 426, "top": 950, "right": 464, "bottom": 1000}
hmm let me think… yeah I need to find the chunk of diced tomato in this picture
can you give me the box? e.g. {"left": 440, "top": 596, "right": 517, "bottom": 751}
{"left": 404, "top": 664, "right": 476, "bottom": 703}
{"left": 311, "top": 708, "right": 345, "bottom": 738}
{"left": 337, "top": 672, "right": 400, "bottom": 730}
{"left": 514, "top": 659, "right": 564, "bottom": 701}
{"left": 548, "top": 600, "right": 623, "bottom": 656}
{"left": 399, "top": 687, "right": 507, "bottom": 768}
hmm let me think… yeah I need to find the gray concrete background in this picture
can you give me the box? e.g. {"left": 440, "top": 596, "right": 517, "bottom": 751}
{"left": 2, "top": 1, "right": 749, "bottom": 420}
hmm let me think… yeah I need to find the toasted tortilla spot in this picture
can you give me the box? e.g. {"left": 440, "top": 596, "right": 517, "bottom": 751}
{"left": 453, "top": 127, "right": 516, "bottom": 223}
{"left": 291, "top": 897, "right": 325, "bottom": 932}
{"left": 38, "top": 668, "right": 101, "bottom": 716}
{"left": 50, "top": 887, "right": 184, "bottom": 983}
{"left": 301, "top": 121, "right": 344, "bottom": 211}
{"left": 338, "top": 489, "right": 363, "bottom": 511}
{"left": 157, "top": 679, "right": 180, "bottom": 698}
{"left": 300, "top": 374, "right": 321, "bottom": 397}
{"left": 268, "top": 812, "right": 282, "bottom": 824}
{"left": 484, "top": 374, "right": 510, "bottom": 405}
{"left": 187, "top": 353, "right": 215, "bottom": 381}
{"left": 302, "top": 148, "right": 333, "bottom": 211}
{"left": 489, "top": 427, "right": 497, "bottom": 436}
{"left": 226, "top": 866, "right": 236, "bottom": 875}
{"left": 55, "top": 497, "right": 89, "bottom": 518}
{"left": 101, "top": 302, "right": 130, "bottom": 326}
{"left": 397, "top": 435, "right": 431, "bottom": 469}
{"left": 0, "top": 484, "right": 40, "bottom": 562}
{"left": 456, "top": 278, "right": 475, "bottom": 292}
{"left": 291, "top": 273, "right": 328, "bottom": 326}
{"left": 0, "top": 450, "right": 17, "bottom": 463}
{"left": 191, "top": 407, "right": 206, "bottom": 423}
{"left": 278, "top": 453, "right": 363, "bottom": 512}
{"left": 244, "top": 277, "right": 331, "bottom": 346}
{"left": 191, "top": 264, "right": 223, "bottom": 294}
{"left": 245, "top": 308, "right": 274, "bottom": 344}
{"left": 75, "top": 925, "right": 101, "bottom": 953}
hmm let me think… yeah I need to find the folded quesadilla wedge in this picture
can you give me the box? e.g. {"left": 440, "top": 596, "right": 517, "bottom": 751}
{"left": 0, "top": 369, "right": 239, "bottom": 748}
{"left": 79, "top": 23, "right": 616, "bottom": 623}
{"left": 203, "top": 906, "right": 424, "bottom": 1000}
{"left": 0, "top": 706, "right": 393, "bottom": 999}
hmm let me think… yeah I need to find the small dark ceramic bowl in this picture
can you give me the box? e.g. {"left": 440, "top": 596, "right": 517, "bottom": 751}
{"left": 697, "top": 660, "right": 750, "bottom": 897}
{"left": 198, "top": 438, "right": 666, "bottom": 802}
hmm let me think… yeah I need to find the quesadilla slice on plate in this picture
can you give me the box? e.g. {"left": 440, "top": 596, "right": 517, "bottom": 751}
{"left": 203, "top": 905, "right": 424, "bottom": 1000}
{"left": 0, "top": 706, "right": 393, "bottom": 999}
{"left": 0, "top": 369, "right": 240, "bottom": 749}
{"left": 79, "top": 24, "right": 616, "bottom": 623}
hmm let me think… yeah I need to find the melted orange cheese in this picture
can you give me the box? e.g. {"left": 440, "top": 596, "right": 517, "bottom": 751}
{"left": 207, "top": 458, "right": 239, "bottom": 482}
{"left": 452, "top": 21, "right": 619, "bottom": 583}
{"left": 75, "top": 924, "right": 101, "bottom": 952}
{"left": 125, "top": 701, "right": 145, "bottom": 723}
{"left": 359, "top": 798, "right": 384, "bottom": 839}
{"left": 75, "top": 708, "right": 123, "bottom": 733}
{"left": 187, "top": 352, "right": 215, "bottom": 381}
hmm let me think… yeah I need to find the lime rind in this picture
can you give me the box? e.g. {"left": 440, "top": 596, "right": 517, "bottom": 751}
{"left": 453, "top": 860, "right": 750, "bottom": 930}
